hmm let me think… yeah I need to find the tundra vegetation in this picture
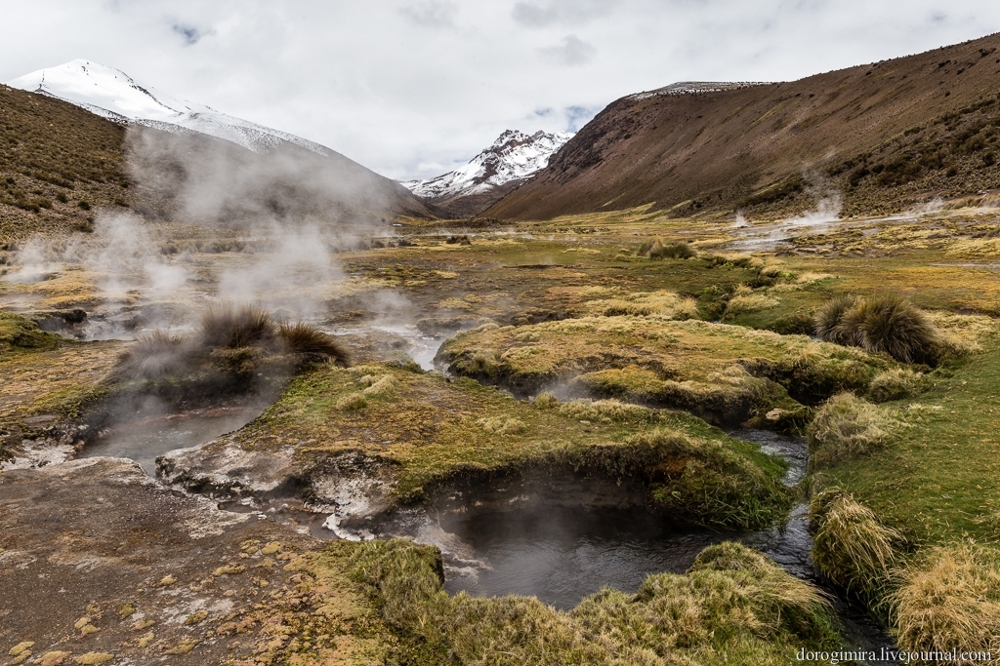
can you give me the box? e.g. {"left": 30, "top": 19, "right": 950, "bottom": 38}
{"left": 6, "top": 198, "right": 1000, "bottom": 662}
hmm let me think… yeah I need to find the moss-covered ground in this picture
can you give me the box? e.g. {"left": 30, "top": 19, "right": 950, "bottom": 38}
{"left": 231, "top": 362, "right": 791, "bottom": 530}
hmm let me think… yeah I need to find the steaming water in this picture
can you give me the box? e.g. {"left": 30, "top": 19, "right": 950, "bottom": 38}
{"left": 441, "top": 429, "right": 895, "bottom": 659}
{"left": 443, "top": 430, "right": 811, "bottom": 606}
{"left": 82, "top": 406, "right": 263, "bottom": 475}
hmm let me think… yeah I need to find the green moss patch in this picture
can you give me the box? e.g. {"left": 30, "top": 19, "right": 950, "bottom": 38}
{"left": 235, "top": 363, "right": 791, "bottom": 530}
{"left": 438, "top": 317, "right": 892, "bottom": 424}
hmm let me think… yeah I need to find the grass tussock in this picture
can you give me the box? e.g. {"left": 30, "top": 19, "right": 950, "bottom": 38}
{"left": 815, "top": 294, "right": 940, "bottom": 364}
{"left": 638, "top": 238, "right": 697, "bottom": 259}
{"left": 277, "top": 321, "right": 350, "bottom": 367}
{"left": 112, "top": 303, "right": 347, "bottom": 398}
{"left": 809, "top": 489, "right": 901, "bottom": 604}
{"left": 892, "top": 544, "right": 1000, "bottom": 658}
{"left": 866, "top": 368, "right": 932, "bottom": 403}
{"left": 199, "top": 303, "right": 275, "bottom": 349}
{"left": 814, "top": 295, "right": 859, "bottom": 345}
{"left": 807, "top": 393, "right": 896, "bottom": 469}
{"left": 346, "top": 538, "right": 840, "bottom": 666}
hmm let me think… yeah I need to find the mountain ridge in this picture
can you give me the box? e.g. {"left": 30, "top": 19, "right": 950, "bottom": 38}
{"left": 402, "top": 129, "right": 572, "bottom": 217}
{"left": 485, "top": 32, "right": 1000, "bottom": 221}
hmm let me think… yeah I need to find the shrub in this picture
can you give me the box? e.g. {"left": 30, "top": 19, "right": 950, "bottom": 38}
{"left": 115, "top": 330, "right": 188, "bottom": 380}
{"left": 892, "top": 544, "right": 1000, "bottom": 656}
{"left": 866, "top": 368, "right": 931, "bottom": 403}
{"left": 807, "top": 393, "right": 895, "bottom": 468}
{"left": 198, "top": 303, "right": 275, "bottom": 349}
{"left": 815, "top": 294, "right": 940, "bottom": 364}
{"left": 277, "top": 321, "right": 349, "bottom": 367}
{"left": 809, "top": 489, "right": 900, "bottom": 604}
{"left": 638, "top": 238, "right": 696, "bottom": 259}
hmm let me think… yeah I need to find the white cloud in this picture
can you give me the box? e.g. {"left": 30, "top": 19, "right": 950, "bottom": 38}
{"left": 1, "top": 1, "right": 999, "bottom": 180}
{"left": 539, "top": 34, "right": 597, "bottom": 66}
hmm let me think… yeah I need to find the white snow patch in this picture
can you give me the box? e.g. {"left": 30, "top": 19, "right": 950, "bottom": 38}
{"left": 402, "top": 129, "right": 572, "bottom": 199}
{"left": 7, "top": 60, "right": 335, "bottom": 156}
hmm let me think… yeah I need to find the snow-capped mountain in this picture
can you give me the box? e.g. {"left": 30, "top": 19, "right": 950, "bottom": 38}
{"left": 403, "top": 129, "right": 572, "bottom": 201}
{"left": 627, "top": 81, "right": 771, "bottom": 101}
{"left": 7, "top": 60, "right": 334, "bottom": 156}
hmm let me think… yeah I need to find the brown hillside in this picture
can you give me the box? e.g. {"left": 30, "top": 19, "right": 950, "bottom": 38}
{"left": 0, "top": 84, "right": 434, "bottom": 244}
{"left": 0, "top": 83, "right": 131, "bottom": 240}
{"left": 486, "top": 32, "right": 1000, "bottom": 221}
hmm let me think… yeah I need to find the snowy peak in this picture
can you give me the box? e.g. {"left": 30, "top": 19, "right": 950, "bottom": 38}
{"left": 6, "top": 60, "right": 334, "bottom": 156}
{"left": 403, "top": 129, "right": 572, "bottom": 200}
{"left": 627, "top": 81, "right": 772, "bottom": 101}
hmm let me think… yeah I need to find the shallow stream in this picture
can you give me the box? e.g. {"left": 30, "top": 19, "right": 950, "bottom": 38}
{"left": 81, "top": 406, "right": 263, "bottom": 475}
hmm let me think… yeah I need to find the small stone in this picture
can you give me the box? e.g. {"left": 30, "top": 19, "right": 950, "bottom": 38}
{"left": 73, "top": 653, "right": 114, "bottom": 665}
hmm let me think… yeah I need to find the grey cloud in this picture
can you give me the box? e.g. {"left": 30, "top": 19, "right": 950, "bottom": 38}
{"left": 540, "top": 34, "right": 596, "bottom": 66}
{"left": 512, "top": 0, "right": 614, "bottom": 27}
{"left": 398, "top": 1, "right": 458, "bottom": 28}
{"left": 171, "top": 22, "right": 204, "bottom": 45}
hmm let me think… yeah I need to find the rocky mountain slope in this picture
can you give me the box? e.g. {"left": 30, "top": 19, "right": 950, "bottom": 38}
{"left": 402, "top": 129, "right": 571, "bottom": 217}
{"left": 485, "top": 32, "right": 1000, "bottom": 221}
{"left": 1, "top": 63, "right": 434, "bottom": 241}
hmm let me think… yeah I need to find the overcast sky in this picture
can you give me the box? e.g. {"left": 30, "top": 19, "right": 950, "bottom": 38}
{"left": 3, "top": 1, "right": 1000, "bottom": 181}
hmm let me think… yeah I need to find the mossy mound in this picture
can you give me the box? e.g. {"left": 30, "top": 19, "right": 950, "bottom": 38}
{"left": 438, "top": 317, "right": 892, "bottom": 425}
{"left": 0, "top": 311, "right": 58, "bottom": 351}
{"left": 346, "top": 538, "right": 842, "bottom": 666}
{"left": 229, "top": 363, "right": 792, "bottom": 530}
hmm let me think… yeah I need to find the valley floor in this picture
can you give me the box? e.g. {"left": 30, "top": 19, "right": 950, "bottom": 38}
{"left": 3, "top": 204, "right": 1000, "bottom": 664}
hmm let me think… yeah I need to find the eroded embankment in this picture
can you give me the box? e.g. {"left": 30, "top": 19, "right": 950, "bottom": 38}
{"left": 159, "top": 361, "right": 793, "bottom": 534}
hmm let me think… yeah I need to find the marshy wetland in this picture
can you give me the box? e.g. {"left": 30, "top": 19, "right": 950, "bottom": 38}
{"left": 4, "top": 203, "right": 1000, "bottom": 664}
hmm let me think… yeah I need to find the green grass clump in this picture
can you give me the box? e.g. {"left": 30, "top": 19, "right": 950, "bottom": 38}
{"left": 807, "top": 393, "right": 896, "bottom": 469}
{"left": 808, "top": 488, "right": 901, "bottom": 606}
{"left": 199, "top": 303, "right": 275, "bottom": 349}
{"left": 815, "top": 294, "right": 941, "bottom": 364}
{"left": 0, "top": 311, "right": 58, "bottom": 351}
{"left": 632, "top": 429, "right": 793, "bottom": 529}
{"left": 866, "top": 367, "right": 931, "bottom": 403}
{"left": 346, "top": 538, "right": 841, "bottom": 666}
{"left": 439, "top": 317, "right": 891, "bottom": 424}
{"left": 277, "top": 321, "right": 349, "bottom": 367}
{"left": 111, "top": 304, "right": 346, "bottom": 399}
{"left": 814, "top": 295, "right": 859, "bottom": 345}
{"left": 891, "top": 544, "right": 1000, "bottom": 657}
{"left": 638, "top": 238, "right": 697, "bottom": 259}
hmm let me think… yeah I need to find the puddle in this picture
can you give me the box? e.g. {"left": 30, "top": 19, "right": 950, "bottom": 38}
{"left": 82, "top": 406, "right": 264, "bottom": 475}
